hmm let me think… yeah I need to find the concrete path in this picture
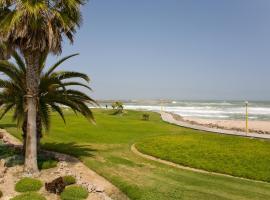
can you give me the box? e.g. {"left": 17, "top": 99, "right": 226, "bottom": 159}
{"left": 160, "top": 112, "right": 270, "bottom": 140}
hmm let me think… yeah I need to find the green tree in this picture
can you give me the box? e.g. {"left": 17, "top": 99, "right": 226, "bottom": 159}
{"left": 0, "top": 0, "right": 86, "bottom": 173}
{"left": 111, "top": 101, "right": 124, "bottom": 115}
{"left": 0, "top": 52, "right": 96, "bottom": 153}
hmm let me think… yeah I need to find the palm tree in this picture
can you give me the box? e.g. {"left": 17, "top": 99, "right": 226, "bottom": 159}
{"left": 0, "top": 51, "right": 96, "bottom": 154}
{"left": 0, "top": 0, "right": 86, "bottom": 173}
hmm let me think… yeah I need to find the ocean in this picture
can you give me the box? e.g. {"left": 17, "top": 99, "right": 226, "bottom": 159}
{"left": 118, "top": 100, "right": 270, "bottom": 121}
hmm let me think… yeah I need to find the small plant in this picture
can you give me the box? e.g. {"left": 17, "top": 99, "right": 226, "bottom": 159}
{"left": 4, "top": 155, "right": 24, "bottom": 167}
{"left": 15, "top": 178, "right": 43, "bottom": 192}
{"left": 63, "top": 175, "right": 76, "bottom": 185}
{"left": 142, "top": 113, "right": 150, "bottom": 121}
{"left": 10, "top": 192, "right": 46, "bottom": 200}
{"left": 38, "top": 159, "right": 58, "bottom": 170}
{"left": 111, "top": 101, "right": 124, "bottom": 115}
{"left": 60, "top": 185, "right": 88, "bottom": 200}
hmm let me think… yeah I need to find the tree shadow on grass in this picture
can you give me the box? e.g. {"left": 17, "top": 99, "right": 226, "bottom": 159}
{"left": 0, "top": 123, "right": 17, "bottom": 129}
{"left": 42, "top": 142, "right": 97, "bottom": 160}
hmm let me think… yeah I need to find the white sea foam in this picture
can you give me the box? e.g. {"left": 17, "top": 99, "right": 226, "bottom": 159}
{"left": 123, "top": 101, "right": 270, "bottom": 120}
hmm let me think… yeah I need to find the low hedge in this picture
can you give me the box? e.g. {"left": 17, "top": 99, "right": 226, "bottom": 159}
{"left": 15, "top": 178, "right": 43, "bottom": 192}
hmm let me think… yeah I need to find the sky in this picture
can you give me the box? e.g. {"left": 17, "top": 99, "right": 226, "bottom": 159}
{"left": 47, "top": 0, "right": 270, "bottom": 101}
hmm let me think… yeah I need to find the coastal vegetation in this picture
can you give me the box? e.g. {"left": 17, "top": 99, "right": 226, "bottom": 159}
{"left": 63, "top": 176, "right": 77, "bottom": 186}
{"left": 0, "top": 0, "right": 87, "bottom": 173}
{"left": 0, "top": 52, "right": 95, "bottom": 153}
{"left": 111, "top": 101, "right": 124, "bottom": 115}
{"left": 15, "top": 178, "right": 43, "bottom": 193}
{"left": 60, "top": 185, "right": 88, "bottom": 200}
{"left": 2, "top": 109, "right": 270, "bottom": 200}
{"left": 11, "top": 192, "right": 46, "bottom": 200}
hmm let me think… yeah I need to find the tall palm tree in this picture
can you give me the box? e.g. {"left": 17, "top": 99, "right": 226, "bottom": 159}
{"left": 0, "top": 0, "right": 86, "bottom": 173}
{"left": 0, "top": 51, "right": 96, "bottom": 154}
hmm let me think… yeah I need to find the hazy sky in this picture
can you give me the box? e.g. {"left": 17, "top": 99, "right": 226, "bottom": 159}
{"left": 47, "top": 0, "right": 270, "bottom": 100}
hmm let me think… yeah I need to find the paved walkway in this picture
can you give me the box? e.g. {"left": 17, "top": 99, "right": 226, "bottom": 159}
{"left": 160, "top": 112, "right": 270, "bottom": 140}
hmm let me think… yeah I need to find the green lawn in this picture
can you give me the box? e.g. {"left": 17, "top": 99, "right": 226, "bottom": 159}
{"left": 136, "top": 134, "right": 270, "bottom": 182}
{"left": 2, "top": 109, "right": 270, "bottom": 200}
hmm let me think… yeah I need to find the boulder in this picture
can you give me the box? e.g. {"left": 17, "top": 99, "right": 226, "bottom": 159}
{"left": 45, "top": 177, "right": 66, "bottom": 194}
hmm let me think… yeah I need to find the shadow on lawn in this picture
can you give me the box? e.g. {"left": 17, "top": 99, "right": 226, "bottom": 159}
{"left": 42, "top": 142, "right": 96, "bottom": 159}
{"left": 0, "top": 123, "right": 17, "bottom": 129}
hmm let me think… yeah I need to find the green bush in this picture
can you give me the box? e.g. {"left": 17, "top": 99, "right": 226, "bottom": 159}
{"left": 142, "top": 113, "right": 150, "bottom": 121}
{"left": 15, "top": 178, "right": 43, "bottom": 192}
{"left": 38, "top": 159, "right": 58, "bottom": 170}
{"left": 63, "top": 175, "right": 76, "bottom": 185}
{"left": 11, "top": 192, "right": 46, "bottom": 200}
{"left": 0, "top": 190, "right": 3, "bottom": 198}
{"left": 60, "top": 185, "right": 88, "bottom": 200}
{"left": 4, "top": 155, "right": 24, "bottom": 167}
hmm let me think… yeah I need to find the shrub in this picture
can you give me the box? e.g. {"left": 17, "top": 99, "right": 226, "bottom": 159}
{"left": 38, "top": 159, "right": 58, "bottom": 170}
{"left": 111, "top": 101, "right": 124, "bottom": 115}
{"left": 0, "top": 190, "right": 3, "bottom": 198}
{"left": 10, "top": 192, "right": 46, "bottom": 200}
{"left": 60, "top": 185, "right": 88, "bottom": 200}
{"left": 15, "top": 178, "right": 43, "bottom": 192}
{"left": 63, "top": 176, "right": 76, "bottom": 185}
{"left": 142, "top": 113, "right": 150, "bottom": 121}
{"left": 3, "top": 155, "right": 23, "bottom": 167}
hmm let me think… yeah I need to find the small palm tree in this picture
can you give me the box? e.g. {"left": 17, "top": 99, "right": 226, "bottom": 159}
{"left": 0, "top": 51, "right": 96, "bottom": 151}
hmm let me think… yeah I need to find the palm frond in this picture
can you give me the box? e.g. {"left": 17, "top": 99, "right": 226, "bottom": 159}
{"left": 45, "top": 53, "right": 79, "bottom": 76}
{"left": 62, "top": 81, "right": 92, "bottom": 91}
{"left": 50, "top": 103, "right": 66, "bottom": 124}
{"left": 53, "top": 71, "right": 90, "bottom": 82}
{"left": 12, "top": 51, "right": 26, "bottom": 73}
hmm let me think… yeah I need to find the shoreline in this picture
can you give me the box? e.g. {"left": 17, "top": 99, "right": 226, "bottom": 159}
{"left": 169, "top": 113, "right": 270, "bottom": 134}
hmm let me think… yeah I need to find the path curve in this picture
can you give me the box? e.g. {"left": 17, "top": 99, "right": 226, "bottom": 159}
{"left": 160, "top": 112, "right": 270, "bottom": 140}
{"left": 131, "top": 144, "right": 269, "bottom": 184}
{"left": 0, "top": 129, "right": 129, "bottom": 200}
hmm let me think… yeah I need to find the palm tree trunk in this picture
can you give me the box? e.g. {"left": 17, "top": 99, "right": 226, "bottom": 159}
{"left": 23, "top": 51, "right": 41, "bottom": 174}
{"left": 22, "top": 114, "right": 42, "bottom": 156}
{"left": 22, "top": 118, "right": 27, "bottom": 155}
{"left": 36, "top": 113, "right": 42, "bottom": 152}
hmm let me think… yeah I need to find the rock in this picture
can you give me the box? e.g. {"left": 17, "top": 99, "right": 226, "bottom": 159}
{"left": 0, "top": 159, "right": 5, "bottom": 167}
{"left": 45, "top": 177, "right": 66, "bottom": 194}
{"left": 95, "top": 186, "right": 105, "bottom": 193}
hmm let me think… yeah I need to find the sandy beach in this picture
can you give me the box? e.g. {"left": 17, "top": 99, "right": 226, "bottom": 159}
{"left": 182, "top": 117, "right": 270, "bottom": 134}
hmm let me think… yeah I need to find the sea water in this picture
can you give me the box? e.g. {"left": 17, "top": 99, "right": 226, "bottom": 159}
{"left": 122, "top": 100, "right": 270, "bottom": 121}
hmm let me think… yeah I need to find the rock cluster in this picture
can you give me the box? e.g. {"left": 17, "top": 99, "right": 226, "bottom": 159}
{"left": 52, "top": 161, "right": 105, "bottom": 194}
{"left": 45, "top": 177, "right": 66, "bottom": 194}
{"left": 0, "top": 159, "right": 7, "bottom": 184}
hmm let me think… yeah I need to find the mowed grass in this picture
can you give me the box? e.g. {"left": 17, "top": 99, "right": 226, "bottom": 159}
{"left": 137, "top": 134, "right": 270, "bottom": 182}
{"left": 2, "top": 109, "right": 270, "bottom": 200}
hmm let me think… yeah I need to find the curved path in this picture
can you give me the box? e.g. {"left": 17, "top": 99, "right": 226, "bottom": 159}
{"left": 131, "top": 144, "right": 267, "bottom": 184}
{"left": 160, "top": 111, "right": 270, "bottom": 139}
